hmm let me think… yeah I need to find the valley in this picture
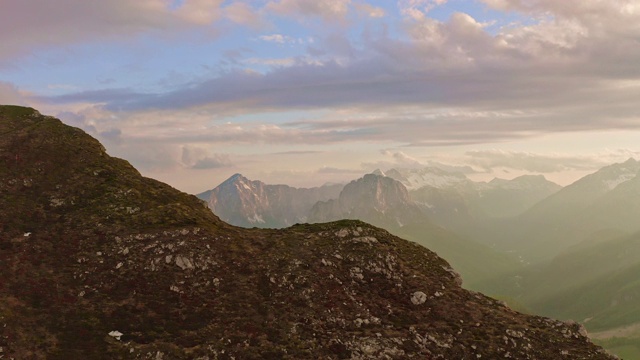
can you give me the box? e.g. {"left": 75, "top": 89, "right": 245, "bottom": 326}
{"left": 200, "top": 157, "right": 640, "bottom": 359}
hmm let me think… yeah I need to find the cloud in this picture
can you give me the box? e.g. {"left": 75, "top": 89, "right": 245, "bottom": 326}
{"left": 0, "top": 82, "right": 30, "bottom": 106}
{"left": 382, "top": 150, "right": 423, "bottom": 166}
{"left": 464, "top": 150, "right": 609, "bottom": 173}
{"left": 244, "top": 57, "right": 297, "bottom": 67}
{"left": 259, "top": 34, "right": 293, "bottom": 44}
{"left": 98, "top": 128, "right": 123, "bottom": 144}
{"left": 224, "top": 1, "right": 269, "bottom": 29}
{"left": 44, "top": 88, "right": 148, "bottom": 107}
{"left": 257, "top": 34, "right": 310, "bottom": 45}
{"left": 273, "top": 150, "right": 324, "bottom": 155}
{"left": 0, "top": 0, "right": 224, "bottom": 61}
{"left": 354, "top": 3, "right": 386, "bottom": 18}
{"left": 192, "top": 155, "right": 233, "bottom": 169}
{"left": 176, "top": 0, "right": 224, "bottom": 25}
{"left": 266, "top": 0, "right": 352, "bottom": 22}
{"left": 317, "top": 166, "right": 364, "bottom": 174}
{"left": 399, "top": 0, "right": 449, "bottom": 20}
{"left": 181, "top": 145, "right": 233, "bottom": 169}
{"left": 423, "top": 161, "right": 478, "bottom": 174}
{"left": 16, "top": 1, "right": 640, "bottom": 151}
{"left": 361, "top": 150, "right": 426, "bottom": 171}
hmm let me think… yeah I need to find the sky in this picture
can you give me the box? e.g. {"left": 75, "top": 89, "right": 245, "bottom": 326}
{"left": 3, "top": 0, "right": 640, "bottom": 193}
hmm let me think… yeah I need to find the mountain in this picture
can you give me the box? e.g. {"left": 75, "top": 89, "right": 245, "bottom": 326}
{"left": 198, "top": 174, "right": 343, "bottom": 228}
{"left": 476, "top": 175, "right": 563, "bottom": 218}
{"left": 308, "top": 174, "right": 424, "bottom": 230}
{"left": 522, "top": 158, "right": 640, "bottom": 225}
{"left": 380, "top": 168, "right": 561, "bottom": 239}
{"left": 382, "top": 168, "right": 561, "bottom": 219}
{"left": 0, "top": 105, "right": 613, "bottom": 359}
{"left": 501, "top": 230, "right": 640, "bottom": 330}
{"left": 489, "top": 158, "right": 640, "bottom": 260}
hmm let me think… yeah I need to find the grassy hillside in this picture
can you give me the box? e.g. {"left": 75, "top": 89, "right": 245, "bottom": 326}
{"left": 394, "top": 222, "right": 523, "bottom": 292}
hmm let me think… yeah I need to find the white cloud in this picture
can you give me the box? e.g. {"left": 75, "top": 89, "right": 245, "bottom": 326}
{"left": 362, "top": 150, "right": 426, "bottom": 171}
{"left": 399, "top": 0, "right": 449, "bottom": 20}
{"left": 181, "top": 145, "right": 233, "bottom": 169}
{"left": 259, "top": 34, "right": 294, "bottom": 44}
{"left": 244, "top": 57, "right": 297, "bottom": 67}
{"left": 464, "top": 149, "right": 614, "bottom": 173}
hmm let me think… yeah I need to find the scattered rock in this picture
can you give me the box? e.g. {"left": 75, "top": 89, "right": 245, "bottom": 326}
{"left": 108, "top": 331, "right": 123, "bottom": 341}
{"left": 411, "top": 291, "right": 428, "bottom": 305}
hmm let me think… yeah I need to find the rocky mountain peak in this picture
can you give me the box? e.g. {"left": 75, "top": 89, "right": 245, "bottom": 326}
{"left": 587, "top": 158, "right": 640, "bottom": 190}
{"left": 198, "top": 173, "right": 343, "bottom": 228}
{"left": 488, "top": 174, "right": 561, "bottom": 191}
{"left": 344, "top": 173, "right": 412, "bottom": 208}
{"left": 225, "top": 172, "right": 247, "bottom": 183}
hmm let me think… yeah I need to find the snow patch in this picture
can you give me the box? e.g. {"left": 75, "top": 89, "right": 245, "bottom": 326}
{"left": 249, "top": 213, "right": 265, "bottom": 224}
{"left": 604, "top": 172, "right": 636, "bottom": 190}
{"left": 388, "top": 168, "right": 468, "bottom": 190}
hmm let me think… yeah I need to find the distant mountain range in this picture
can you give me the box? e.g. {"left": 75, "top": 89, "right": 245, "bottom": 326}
{"left": 197, "top": 168, "right": 561, "bottom": 288}
{"left": 480, "top": 158, "right": 640, "bottom": 261}
{"left": 199, "top": 166, "right": 562, "bottom": 232}
{"left": 199, "top": 159, "right": 640, "bottom": 268}
{"left": 197, "top": 173, "right": 342, "bottom": 228}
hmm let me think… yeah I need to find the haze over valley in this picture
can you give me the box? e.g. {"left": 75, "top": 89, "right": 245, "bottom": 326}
{"left": 199, "top": 159, "right": 640, "bottom": 358}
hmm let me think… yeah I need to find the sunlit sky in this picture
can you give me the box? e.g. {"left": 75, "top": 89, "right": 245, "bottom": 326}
{"left": 3, "top": 0, "right": 640, "bottom": 193}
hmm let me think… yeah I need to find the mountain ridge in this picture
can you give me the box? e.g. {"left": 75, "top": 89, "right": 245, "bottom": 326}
{"left": 488, "top": 158, "right": 640, "bottom": 260}
{"left": 198, "top": 173, "right": 343, "bottom": 228}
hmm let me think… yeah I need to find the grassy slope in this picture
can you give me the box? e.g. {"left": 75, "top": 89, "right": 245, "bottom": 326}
{"left": 394, "top": 222, "right": 522, "bottom": 292}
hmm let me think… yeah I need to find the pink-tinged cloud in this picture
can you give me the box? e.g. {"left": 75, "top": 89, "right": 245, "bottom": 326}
{"left": 0, "top": 0, "right": 224, "bottom": 61}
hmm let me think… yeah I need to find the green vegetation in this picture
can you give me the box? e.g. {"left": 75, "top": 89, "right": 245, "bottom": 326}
{"left": 0, "top": 105, "right": 37, "bottom": 118}
{"left": 475, "top": 229, "right": 640, "bottom": 357}
{"left": 594, "top": 337, "right": 640, "bottom": 360}
{"left": 394, "top": 222, "right": 523, "bottom": 291}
